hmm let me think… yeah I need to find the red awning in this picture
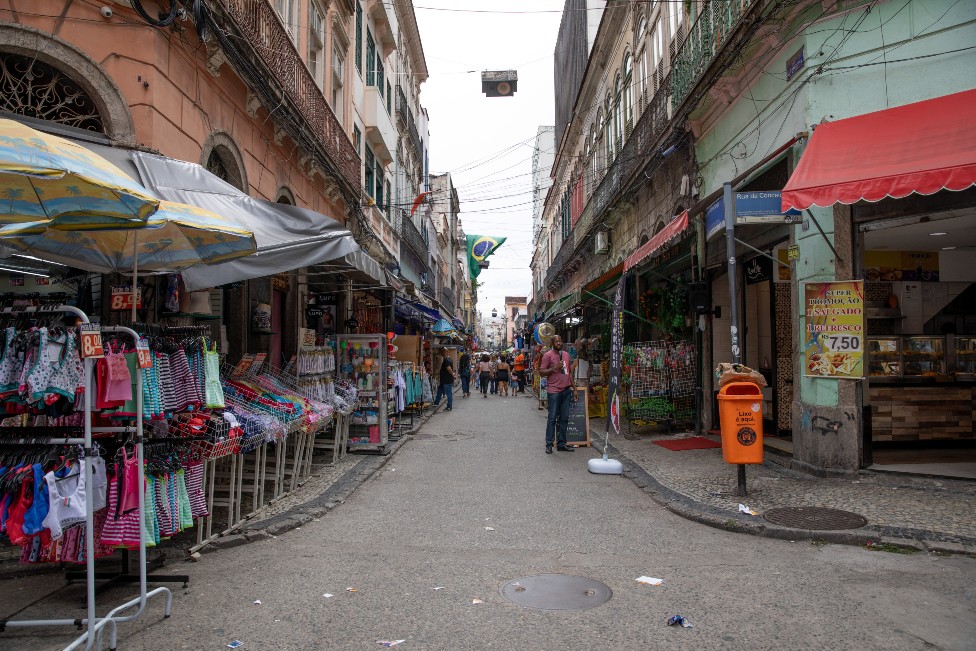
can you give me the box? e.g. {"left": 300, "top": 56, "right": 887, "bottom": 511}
{"left": 623, "top": 210, "right": 688, "bottom": 271}
{"left": 781, "top": 89, "right": 976, "bottom": 212}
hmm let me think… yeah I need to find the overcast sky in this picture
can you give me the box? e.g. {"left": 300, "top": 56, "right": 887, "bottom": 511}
{"left": 415, "top": 1, "right": 565, "bottom": 324}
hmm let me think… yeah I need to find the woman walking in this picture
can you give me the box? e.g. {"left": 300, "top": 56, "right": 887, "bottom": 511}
{"left": 496, "top": 356, "right": 512, "bottom": 397}
{"left": 477, "top": 353, "right": 493, "bottom": 398}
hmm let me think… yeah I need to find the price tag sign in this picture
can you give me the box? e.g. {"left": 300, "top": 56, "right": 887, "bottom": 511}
{"left": 79, "top": 323, "right": 105, "bottom": 359}
{"left": 136, "top": 337, "right": 153, "bottom": 369}
{"left": 110, "top": 285, "right": 142, "bottom": 311}
{"left": 803, "top": 280, "right": 865, "bottom": 378}
{"left": 249, "top": 353, "right": 267, "bottom": 375}
{"left": 232, "top": 354, "right": 255, "bottom": 379}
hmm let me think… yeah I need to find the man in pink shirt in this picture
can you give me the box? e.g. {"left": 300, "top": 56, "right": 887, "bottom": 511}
{"left": 538, "top": 335, "right": 575, "bottom": 454}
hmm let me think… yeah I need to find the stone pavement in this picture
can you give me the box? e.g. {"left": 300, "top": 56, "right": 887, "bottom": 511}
{"left": 217, "top": 391, "right": 975, "bottom": 558}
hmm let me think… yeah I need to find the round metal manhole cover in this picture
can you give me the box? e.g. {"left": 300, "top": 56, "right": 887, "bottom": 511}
{"left": 763, "top": 506, "right": 868, "bottom": 530}
{"left": 500, "top": 574, "right": 612, "bottom": 611}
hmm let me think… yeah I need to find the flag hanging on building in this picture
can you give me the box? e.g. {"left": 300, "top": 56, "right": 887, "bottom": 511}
{"left": 466, "top": 234, "right": 506, "bottom": 279}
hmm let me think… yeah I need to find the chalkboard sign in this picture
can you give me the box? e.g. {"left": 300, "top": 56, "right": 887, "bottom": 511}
{"left": 564, "top": 390, "right": 591, "bottom": 447}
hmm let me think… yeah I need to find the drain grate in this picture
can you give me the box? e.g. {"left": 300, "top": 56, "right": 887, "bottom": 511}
{"left": 499, "top": 574, "right": 612, "bottom": 611}
{"left": 763, "top": 506, "right": 867, "bottom": 530}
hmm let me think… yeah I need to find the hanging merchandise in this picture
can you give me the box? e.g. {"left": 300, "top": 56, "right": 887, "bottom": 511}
{"left": 203, "top": 340, "right": 225, "bottom": 408}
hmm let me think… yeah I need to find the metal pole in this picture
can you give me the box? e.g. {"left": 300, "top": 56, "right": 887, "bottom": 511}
{"left": 723, "top": 182, "right": 747, "bottom": 497}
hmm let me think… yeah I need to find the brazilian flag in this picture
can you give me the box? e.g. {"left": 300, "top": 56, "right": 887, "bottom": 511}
{"left": 466, "top": 234, "right": 506, "bottom": 280}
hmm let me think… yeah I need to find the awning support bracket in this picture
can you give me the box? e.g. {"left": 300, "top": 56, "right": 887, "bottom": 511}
{"left": 805, "top": 209, "right": 842, "bottom": 262}
{"left": 732, "top": 238, "right": 790, "bottom": 269}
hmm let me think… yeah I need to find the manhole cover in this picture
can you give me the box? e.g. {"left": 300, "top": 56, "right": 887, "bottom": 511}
{"left": 499, "top": 574, "right": 612, "bottom": 611}
{"left": 763, "top": 506, "right": 867, "bottom": 530}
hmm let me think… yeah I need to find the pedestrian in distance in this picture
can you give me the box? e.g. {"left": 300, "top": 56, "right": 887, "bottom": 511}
{"left": 489, "top": 354, "right": 499, "bottom": 395}
{"left": 513, "top": 350, "right": 527, "bottom": 394}
{"left": 458, "top": 350, "right": 471, "bottom": 398}
{"left": 477, "top": 353, "right": 493, "bottom": 398}
{"left": 539, "top": 335, "right": 575, "bottom": 454}
{"left": 496, "top": 356, "right": 511, "bottom": 397}
{"left": 433, "top": 354, "right": 456, "bottom": 411}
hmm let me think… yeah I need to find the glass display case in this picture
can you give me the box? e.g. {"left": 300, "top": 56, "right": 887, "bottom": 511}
{"left": 867, "top": 337, "right": 900, "bottom": 377}
{"left": 902, "top": 336, "right": 944, "bottom": 376}
{"left": 336, "top": 334, "right": 392, "bottom": 449}
{"left": 954, "top": 337, "right": 976, "bottom": 377}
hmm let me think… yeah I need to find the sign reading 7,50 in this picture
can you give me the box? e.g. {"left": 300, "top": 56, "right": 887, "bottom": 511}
{"left": 823, "top": 335, "right": 861, "bottom": 351}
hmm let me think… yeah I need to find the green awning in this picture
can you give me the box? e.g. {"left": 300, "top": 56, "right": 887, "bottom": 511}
{"left": 544, "top": 289, "right": 581, "bottom": 319}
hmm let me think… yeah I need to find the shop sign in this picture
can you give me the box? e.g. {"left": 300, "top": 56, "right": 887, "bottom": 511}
{"left": 864, "top": 250, "right": 939, "bottom": 282}
{"left": 745, "top": 256, "right": 773, "bottom": 285}
{"left": 788, "top": 245, "right": 799, "bottom": 260}
{"left": 8, "top": 275, "right": 24, "bottom": 287}
{"left": 786, "top": 47, "right": 805, "bottom": 81}
{"left": 775, "top": 247, "right": 792, "bottom": 282}
{"left": 110, "top": 285, "right": 142, "bottom": 311}
{"left": 34, "top": 277, "right": 49, "bottom": 286}
{"left": 803, "top": 281, "right": 865, "bottom": 378}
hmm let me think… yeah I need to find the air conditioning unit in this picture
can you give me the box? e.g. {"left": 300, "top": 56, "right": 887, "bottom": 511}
{"left": 594, "top": 231, "right": 609, "bottom": 255}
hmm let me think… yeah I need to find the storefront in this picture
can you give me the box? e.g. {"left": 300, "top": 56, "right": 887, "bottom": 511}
{"left": 782, "top": 89, "right": 976, "bottom": 474}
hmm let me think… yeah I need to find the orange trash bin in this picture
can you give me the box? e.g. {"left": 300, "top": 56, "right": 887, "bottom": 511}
{"left": 717, "top": 382, "right": 764, "bottom": 464}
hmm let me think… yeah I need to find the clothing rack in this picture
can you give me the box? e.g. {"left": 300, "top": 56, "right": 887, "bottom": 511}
{"left": 0, "top": 307, "right": 175, "bottom": 651}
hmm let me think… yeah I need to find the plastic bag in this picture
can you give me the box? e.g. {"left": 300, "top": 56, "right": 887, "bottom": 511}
{"left": 714, "top": 362, "right": 767, "bottom": 388}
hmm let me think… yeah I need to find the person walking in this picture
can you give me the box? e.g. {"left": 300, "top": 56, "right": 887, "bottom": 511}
{"left": 513, "top": 350, "right": 527, "bottom": 394}
{"left": 489, "top": 354, "right": 499, "bottom": 395}
{"left": 477, "top": 353, "right": 492, "bottom": 398}
{"left": 433, "top": 354, "right": 456, "bottom": 411}
{"left": 496, "top": 356, "right": 511, "bottom": 397}
{"left": 539, "top": 335, "right": 574, "bottom": 454}
{"left": 458, "top": 350, "right": 471, "bottom": 398}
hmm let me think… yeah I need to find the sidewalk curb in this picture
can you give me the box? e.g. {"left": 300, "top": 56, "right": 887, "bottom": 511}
{"left": 607, "top": 442, "right": 976, "bottom": 556}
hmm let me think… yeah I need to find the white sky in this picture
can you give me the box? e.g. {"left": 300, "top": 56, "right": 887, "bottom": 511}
{"left": 415, "top": 1, "right": 565, "bottom": 322}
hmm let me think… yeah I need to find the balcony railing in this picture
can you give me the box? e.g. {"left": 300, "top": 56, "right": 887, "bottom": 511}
{"left": 399, "top": 208, "right": 428, "bottom": 260}
{"left": 419, "top": 281, "right": 435, "bottom": 300}
{"left": 216, "top": 0, "right": 360, "bottom": 190}
{"left": 395, "top": 85, "right": 423, "bottom": 158}
{"left": 671, "top": 0, "right": 754, "bottom": 108}
{"left": 440, "top": 287, "right": 455, "bottom": 316}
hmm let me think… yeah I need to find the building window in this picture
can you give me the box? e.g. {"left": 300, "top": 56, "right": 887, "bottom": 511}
{"left": 386, "top": 81, "right": 392, "bottom": 114}
{"left": 274, "top": 0, "right": 298, "bottom": 40}
{"left": 385, "top": 180, "right": 392, "bottom": 218}
{"left": 376, "top": 57, "right": 384, "bottom": 94}
{"left": 364, "top": 144, "right": 375, "bottom": 198}
{"left": 365, "top": 29, "right": 376, "bottom": 86}
{"left": 622, "top": 53, "right": 633, "bottom": 135}
{"left": 614, "top": 74, "right": 623, "bottom": 152}
{"left": 308, "top": 1, "right": 326, "bottom": 89}
{"left": 375, "top": 163, "right": 384, "bottom": 209}
{"left": 0, "top": 53, "right": 103, "bottom": 132}
{"left": 355, "top": 2, "right": 363, "bottom": 74}
{"left": 331, "top": 47, "right": 345, "bottom": 123}
{"left": 604, "top": 93, "right": 613, "bottom": 164}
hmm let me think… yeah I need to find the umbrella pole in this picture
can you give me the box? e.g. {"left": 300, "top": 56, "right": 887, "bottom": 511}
{"left": 131, "top": 231, "right": 138, "bottom": 323}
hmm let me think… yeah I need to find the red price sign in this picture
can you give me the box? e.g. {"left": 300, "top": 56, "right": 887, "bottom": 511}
{"left": 79, "top": 324, "right": 105, "bottom": 359}
{"left": 110, "top": 285, "right": 142, "bottom": 311}
{"left": 136, "top": 337, "right": 153, "bottom": 369}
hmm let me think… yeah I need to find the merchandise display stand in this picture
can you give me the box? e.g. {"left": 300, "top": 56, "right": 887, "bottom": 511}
{"left": 337, "top": 334, "right": 391, "bottom": 453}
{"left": 0, "top": 305, "right": 174, "bottom": 651}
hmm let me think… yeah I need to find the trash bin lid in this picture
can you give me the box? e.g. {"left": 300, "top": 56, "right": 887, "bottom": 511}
{"left": 717, "top": 381, "right": 764, "bottom": 397}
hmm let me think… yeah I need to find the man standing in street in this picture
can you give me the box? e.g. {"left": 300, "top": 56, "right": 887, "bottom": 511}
{"left": 433, "top": 353, "right": 456, "bottom": 411}
{"left": 539, "top": 335, "right": 574, "bottom": 454}
{"left": 513, "top": 350, "right": 526, "bottom": 394}
{"left": 458, "top": 350, "right": 471, "bottom": 398}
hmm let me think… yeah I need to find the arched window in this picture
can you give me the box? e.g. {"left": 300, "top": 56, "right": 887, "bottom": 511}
{"left": 0, "top": 52, "right": 103, "bottom": 131}
{"left": 622, "top": 52, "right": 633, "bottom": 136}
{"left": 203, "top": 132, "right": 248, "bottom": 192}
{"left": 604, "top": 92, "right": 613, "bottom": 164}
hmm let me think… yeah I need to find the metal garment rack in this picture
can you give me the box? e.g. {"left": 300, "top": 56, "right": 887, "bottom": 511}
{"left": 0, "top": 306, "right": 175, "bottom": 651}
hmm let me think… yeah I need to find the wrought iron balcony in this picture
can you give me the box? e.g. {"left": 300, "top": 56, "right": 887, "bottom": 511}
{"left": 395, "top": 85, "right": 424, "bottom": 158}
{"left": 419, "top": 281, "right": 436, "bottom": 300}
{"left": 213, "top": 0, "right": 360, "bottom": 191}
{"left": 671, "top": 0, "right": 754, "bottom": 108}
{"left": 399, "top": 208, "right": 428, "bottom": 260}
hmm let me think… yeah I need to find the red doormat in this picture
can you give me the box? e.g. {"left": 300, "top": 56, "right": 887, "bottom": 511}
{"left": 653, "top": 436, "right": 722, "bottom": 451}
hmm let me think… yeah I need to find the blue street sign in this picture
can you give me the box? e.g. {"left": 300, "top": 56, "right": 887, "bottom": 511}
{"left": 706, "top": 191, "right": 802, "bottom": 239}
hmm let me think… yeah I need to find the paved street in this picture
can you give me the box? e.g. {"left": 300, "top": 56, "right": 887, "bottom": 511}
{"left": 2, "top": 392, "right": 975, "bottom": 650}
